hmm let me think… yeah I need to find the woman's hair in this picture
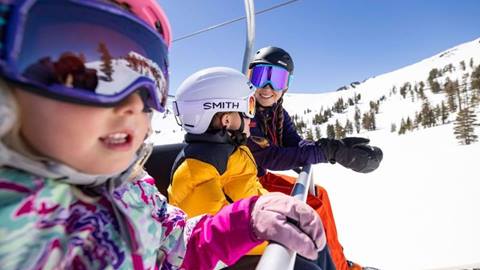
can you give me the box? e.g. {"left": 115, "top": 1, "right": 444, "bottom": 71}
{"left": 258, "top": 97, "right": 285, "bottom": 146}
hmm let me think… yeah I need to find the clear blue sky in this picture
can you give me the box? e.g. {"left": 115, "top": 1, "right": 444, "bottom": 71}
{"left": 160, "top": 0, "right": 480, "bottom": 94}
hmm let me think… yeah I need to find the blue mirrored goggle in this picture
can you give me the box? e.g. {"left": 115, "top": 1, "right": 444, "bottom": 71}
{"left": 248, "top": 64, "right": 290, "bottom": 91}
{"left": 0, "top": 0, "right": 169, "bottom": 112}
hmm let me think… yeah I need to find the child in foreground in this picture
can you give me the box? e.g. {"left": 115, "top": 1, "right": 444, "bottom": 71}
{"left": 0, "top": 1, "right": 325, "bottom": 269}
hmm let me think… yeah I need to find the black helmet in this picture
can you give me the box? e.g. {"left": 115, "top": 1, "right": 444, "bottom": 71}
{"left": 249, "top": 46, "right": 294, "bottom": 73}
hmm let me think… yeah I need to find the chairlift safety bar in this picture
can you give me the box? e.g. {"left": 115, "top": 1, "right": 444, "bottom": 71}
{"left": 255, "top": 165, "right": 315, "bottom": 270}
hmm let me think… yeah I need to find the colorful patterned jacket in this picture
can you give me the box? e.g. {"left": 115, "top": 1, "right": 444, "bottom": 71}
{"left": 0, "top": 167, "right": 262, "bottom": 270}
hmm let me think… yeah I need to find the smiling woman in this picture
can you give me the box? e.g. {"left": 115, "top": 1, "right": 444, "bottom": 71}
{"left": 246, "top": 46, "right": 383, "bottom": 270}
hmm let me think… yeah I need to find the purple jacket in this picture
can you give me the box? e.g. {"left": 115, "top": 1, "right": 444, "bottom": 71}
{"left": 247, "top": 106, "right": 327, "bottom": 176}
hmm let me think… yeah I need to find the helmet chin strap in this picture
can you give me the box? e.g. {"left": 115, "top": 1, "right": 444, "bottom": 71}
{"left": 225, "top": 112, "right": 248, "bottom": 146}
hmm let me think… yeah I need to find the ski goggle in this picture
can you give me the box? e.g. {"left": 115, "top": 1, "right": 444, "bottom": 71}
{"left": 248, "top": 64, "right": 291, "bottom": 91}
{"left": 0, "top": 0, "right": 169, "bottom": 112}
{"left": 173, "top": 92, "right": 256, "bottom": 120}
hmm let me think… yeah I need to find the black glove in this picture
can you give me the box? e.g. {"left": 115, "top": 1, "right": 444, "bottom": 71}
{"left": 317, "top": 137, "right": 383, "bottom": 173}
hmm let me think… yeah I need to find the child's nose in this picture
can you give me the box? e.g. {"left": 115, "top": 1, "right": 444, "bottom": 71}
{"left": 115, "top": 93, "right": 144, "bottom": 115}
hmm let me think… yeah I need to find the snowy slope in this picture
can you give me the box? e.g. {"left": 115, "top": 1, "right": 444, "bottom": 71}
{"left": 282, "top": 37, "right": 480, "bottom": 135}
{"left": 315, "top": 124, "right": 480, "bottom": 270}
{"left": 151, "top": 37, "right": 480, "bottom": 269}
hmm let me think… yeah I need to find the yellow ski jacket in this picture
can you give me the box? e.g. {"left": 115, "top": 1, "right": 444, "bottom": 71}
{"left": 167, "top": 132, "right": 268, "bottom": 255}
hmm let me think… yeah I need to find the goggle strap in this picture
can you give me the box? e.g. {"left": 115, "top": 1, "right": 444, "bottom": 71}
{"left": 172, "top": 100, "right": 180, "bottom": 116}
{"left": 174, "top": 114, "right": 183, "bottom": 127}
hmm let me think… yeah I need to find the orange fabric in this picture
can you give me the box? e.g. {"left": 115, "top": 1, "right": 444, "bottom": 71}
{"left": 259, "top": 172, "right": 352, "bottom": 270}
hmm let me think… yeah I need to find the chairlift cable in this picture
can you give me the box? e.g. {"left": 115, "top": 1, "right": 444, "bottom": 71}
{"left": 172, "top": 0, "right": 300, "bottom": 43}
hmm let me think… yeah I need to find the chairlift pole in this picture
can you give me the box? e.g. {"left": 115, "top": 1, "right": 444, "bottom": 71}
{"left": 242, "top": 0, "right": 255, "bottom": 74}
{"left": 256, "top": 165, "right": 314, "bottom": 270}
{"left": 242, "top": 1, "right": 316, "bottom": 268}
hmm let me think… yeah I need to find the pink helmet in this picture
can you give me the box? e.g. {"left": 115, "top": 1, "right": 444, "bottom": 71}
{"left": 115, "top": 0, "right": 172, "bottom": 47}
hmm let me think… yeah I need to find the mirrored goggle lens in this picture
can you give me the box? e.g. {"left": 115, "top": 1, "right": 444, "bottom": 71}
{"left": 7, "top": 1, "right": 169, "bottom": 112}
{"left": 249, "top": 65, "right": 290, "bottom": 91}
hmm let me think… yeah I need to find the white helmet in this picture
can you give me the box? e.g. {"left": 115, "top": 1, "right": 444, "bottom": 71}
{"left": 173, "top": 67, "right": 256, "bottom": 134}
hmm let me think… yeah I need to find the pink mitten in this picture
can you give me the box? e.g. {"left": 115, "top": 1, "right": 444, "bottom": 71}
{"left": 251, "top": 192, "right": 326, "bottom": 260}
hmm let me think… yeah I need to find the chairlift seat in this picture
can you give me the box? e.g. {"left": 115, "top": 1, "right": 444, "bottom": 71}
{"left": 144, "top": 143, "right": 186, "bottom": 198}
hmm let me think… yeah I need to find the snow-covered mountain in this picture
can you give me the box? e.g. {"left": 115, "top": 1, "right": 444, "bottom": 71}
{"left": 151, "top": 38, "right": 480, "bottom": 270}
{"left": 283, "top": 37, "right": 480, "bottom": 140}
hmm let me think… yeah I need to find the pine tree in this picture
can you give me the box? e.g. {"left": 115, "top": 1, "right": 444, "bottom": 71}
{"left": 344, "top": 119, "right": 354, "bottom": 135}
{"left": 460, "top": 60, "right": 466, "bottom": 71}
{"left": 444, "top": 79, "right": 459, "bottom": 112}
{"left": 443, "top": 63, "right": 454, "bottom": 73}
{"left": 391, "top": 123, "right": 397, "bottom": 133}
{"left": 323, "top": 109, "right": 333, "bottom": 120}
{"left": 398, "top": 118, "right": 407, "bottom": 135}
{"left": 418, "top": 81, "right": 426, "bottom": 99}
{"left": 391, "top": 86, "right": 397, "bottom": 95}
{"left": 369, "top": 100, "right": 379, "bottom": 114}
{"left": 453, "top": 106, "right": 479, "bottom": 145}
{"left": 334, "top": 120, "right": 346, "bottom": 139}
{"left": 371, "top": 113, "right": 377, "bottom": 130}
{"left": 405, "top": 117, "right": 413, "bottom": 131}
{"left": 414, "top": 112, "right": 422, "bottom": 129}
{"left": 326, "top": 124, "right": 336, "bottom": 139}
{"left": 471, "top": 90, "right": 479, "bottom": 106}
{"left": 420, "top": 98, "right": 436, "bottom": 128}
{"left": 305, "top": 128, "right": 314, "bottom": 140}
{"left": 471, "top": 65, "right": 480, "bottom": 90}
{"left": 314, "top": 126, "right": 322, "bottom": 140}
{"left": 333, "top": 98, "right": 346, "bottom": 113}
{"left": 429, "top": 80, "right": 441, "bottom": 93}
{"left": 293, "top": 117, "right": 307, "bottom": 134}
{"left": 428, "top": 69, "right": 441, "bottom": 93}
{"left": 354, "top": 106, "right": 361, "bottom": 133}
{"left": 348, "top": 98, "right": 354, "bottom": 106}
{"left": 400, "top": 82, "right": 410, "bottom": 99}
{"left": 313, "top": 112, "right": 327, "bottom": 125}
{"left": 434, "top": 105, "right": 441, "bottom": 123}
{"left": 362, "top": 112, "right": 376, "bottom": 131}
{"left": 428, "top": 68, "right": 439, "bottom": 80}
{"left": 440, "top": 101, "right": 449, "bottom": 124}
{"left": 98, "top": 42, "right": 113, "bottom": 81}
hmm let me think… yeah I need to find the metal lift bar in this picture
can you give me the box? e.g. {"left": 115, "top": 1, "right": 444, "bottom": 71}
{"left": 242, "top": 0, "right": 255, "bottom": 75}
{"left": 255, "top": 165, "right": 315, "bottom": 270}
